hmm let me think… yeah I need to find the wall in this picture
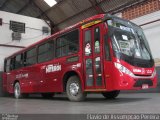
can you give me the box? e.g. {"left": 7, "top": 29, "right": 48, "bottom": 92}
{"left": 0, "top": 11, "right": 51, "bottom": 71}
{"left": 122, "top": 0, "right": 160, "bottom": 20}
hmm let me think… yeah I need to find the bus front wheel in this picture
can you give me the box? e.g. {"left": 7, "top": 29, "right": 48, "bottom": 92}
{"left": 66, "top": 76, "right": 86, "bottom": 102}
{"left": 102, "top": 90, "right": 120, "bottom": 99}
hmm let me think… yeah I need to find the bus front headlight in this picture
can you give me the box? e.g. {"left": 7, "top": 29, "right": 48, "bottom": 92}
{"left": 114, "top": 62, "right": 134, "bottom": 77}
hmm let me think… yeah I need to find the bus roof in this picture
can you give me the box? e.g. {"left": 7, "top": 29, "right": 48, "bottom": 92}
{"left": 6, "top": 14, "right": 106, "bottom": 59}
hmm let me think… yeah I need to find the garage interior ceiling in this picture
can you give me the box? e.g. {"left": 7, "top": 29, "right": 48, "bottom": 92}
{"left": 0, "top": 0, "right": 145, "bottom": 32}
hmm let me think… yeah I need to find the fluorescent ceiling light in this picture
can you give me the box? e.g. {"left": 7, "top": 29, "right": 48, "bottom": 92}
{"left": 44, "top": 0, "right": 57, "bottom": 7}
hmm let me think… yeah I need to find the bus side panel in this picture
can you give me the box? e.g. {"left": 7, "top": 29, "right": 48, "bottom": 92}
{"left": 103, "top": 62, "right": 114, "bottom": 91}
{"left": 6, "top": 71, "right": 17, "bottom": 93}
{"left": 61, "top": 59, "right": 85, "bottom": 91}
{"left": 41, "top": 53, "right": 84, "bottom": 93}
{"left": 45, "top": 57, "right": 83, "bottom": 93}
{"left": 39, "top": 59, "right": 64, "bottom": 93}
{"left": 6, "top": 67, "right": 38, "bottom": 94}
{"left": 19, "top": 66, "right": 37, "bottom": 93}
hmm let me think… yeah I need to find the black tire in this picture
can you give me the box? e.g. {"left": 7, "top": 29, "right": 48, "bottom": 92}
{"left": 14, "top": 82, "right": 23, "bottom": 99}
{"left": 14, "top": 82, "right": 29, "bottom": 99}
{"left": 102, "top": 90, "right": 120, "bottom": 99}
{"left": 66, "top": 76, "right": 87, "bottom": 102}
{"left": 41, "top": 93, "right": 55, "bottom": 99}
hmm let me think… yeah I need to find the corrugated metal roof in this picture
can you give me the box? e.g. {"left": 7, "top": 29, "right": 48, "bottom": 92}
{"left": 100, "top": 0, "right": 130, "bottom": 12}
{"left": 47, "top": 0, "right": 92, "bottom": 24}
{"left": 0, "top": 0, "right": 144, "bottom": 32}
{"left": 34, "top": 0, "right": 50, "bottom": 12}
{"left": 101, "top": 0, "right": 139, "bottom": 13}
{"left": 0, "top": 0, "right": 6, "bottom": 6}
{"left": 20, "top": 5, "right": 40, "bottom": 17}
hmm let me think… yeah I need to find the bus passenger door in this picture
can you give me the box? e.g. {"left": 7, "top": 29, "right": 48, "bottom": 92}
{"left": 83, "top": 24, "right": 105, "bottom": 90}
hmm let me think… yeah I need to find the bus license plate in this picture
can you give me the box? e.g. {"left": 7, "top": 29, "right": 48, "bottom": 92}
{"left": 142, "top": 84, "right": 149, "bottom": 89}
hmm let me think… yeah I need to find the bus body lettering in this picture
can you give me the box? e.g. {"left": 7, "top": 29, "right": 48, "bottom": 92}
{"left": 46, "top": 64, "right": 61, "bottom": 73}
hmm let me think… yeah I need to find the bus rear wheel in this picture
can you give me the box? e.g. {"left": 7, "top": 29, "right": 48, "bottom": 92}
{"left": 41, "top": 93, "right": 55, "bottom": 99}
{"left": 14, "top": 82, "right": 22, "bottom": 99}
{"left": 66, "top": 76, "right": 86, "bottom": 102}
{"left": 14, "top": 82, "right": 29, "bottom": 99}
{"left": 102, "top": 90, "right": 120, "bottom": 99}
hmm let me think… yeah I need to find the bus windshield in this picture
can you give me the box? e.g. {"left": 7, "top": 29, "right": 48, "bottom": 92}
{"left": 106, "top": 18, "right": 154, "bottom": 67}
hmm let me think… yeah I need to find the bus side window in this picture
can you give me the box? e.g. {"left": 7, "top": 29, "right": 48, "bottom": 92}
{"left": 4, "top": 60, "right": 7, "bottom": 72}
{"left": 5, "top": 59, "right": 11, "bottom": 72}
{"left": 48, "top": 40, "right": 55, "bottom": 59}
{"left": 56, "top": 29, "right": 79, "bottom": 58}
{"left": 65, "top": 30, "right": 79, "bottom": 54}
{"left": 10, "top": 57, "right": 15, "bottom": 70}
{"left": 38, "top": 41, "right": 54, "bottom": 63}
{"left": 25, "top": 48, "right": 37, "bottom": 66}
{"left": 23, "top": 52, "right": 27, "bottom": 66}
{"left": 15, "top": 54, "right": 23, "bottom": 69}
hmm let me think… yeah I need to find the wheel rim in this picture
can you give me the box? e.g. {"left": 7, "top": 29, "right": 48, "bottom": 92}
{"left": 69, "top": 83, "right": 79, "bottom": 96}
{"left": 14, "top": 83, "right": 20, "bottom": 98}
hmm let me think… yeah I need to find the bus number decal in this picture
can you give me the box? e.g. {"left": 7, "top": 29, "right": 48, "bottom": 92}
{"left": 46, "top": 64, "right": 61, "bottom": 73}
{"left": 16, "top": 73, "right": 29, "bottom": 79}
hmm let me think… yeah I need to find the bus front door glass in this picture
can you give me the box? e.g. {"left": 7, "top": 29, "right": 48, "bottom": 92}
{"left": 83, "top": 25, "right": 105, "bottom": 89}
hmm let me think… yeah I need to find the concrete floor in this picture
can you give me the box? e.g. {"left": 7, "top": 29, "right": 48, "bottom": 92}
{"left": 0, "top": 93, "right": 160, "bottom": 114}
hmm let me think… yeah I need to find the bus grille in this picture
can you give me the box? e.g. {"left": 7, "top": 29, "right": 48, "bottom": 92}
{"left": 133, "top": 79, "right": 153, "bottom": 87}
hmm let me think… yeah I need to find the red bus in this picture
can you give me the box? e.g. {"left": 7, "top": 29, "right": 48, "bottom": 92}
{"left": 2, "top": 14, "right": 157, "bottom": 101}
